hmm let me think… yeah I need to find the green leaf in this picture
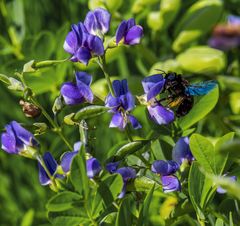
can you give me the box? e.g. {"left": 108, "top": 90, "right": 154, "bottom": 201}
{"left": 190, "top": 133, "right": 234, "bottom": 175}
{"left": 114, "top": 140, "right": 150, "bottom": 161}
{"left": 91, "top": 174, "right": 123, "bottom": 218}
{"left": 173, "top": 0, "right": 223, "bottom": 52}
{"left": 190, "top": 134, "right": 215, "bottom": 174}
{"left": 127, "top": 176, "right": 159, "bottom": 192}
{"left": 0, "top": 73, "right": 10, "bottom": 85}
{"left": 115, "top": 196, "right": 135, "bottom": 226}
{"left": 70, "top": 150, "right": 89, "bottom": 196}
{"left": 210, "top": 174, "right": 240, "bottom": 201}
{"left": 100, "top": 212, "right": 117, "bottom": 226}
{"left": 179, "top": 86, "right": 219, "bottom": 130}
{"left": 218, "top": 140, "right": 240, "bottom": 159}
{"left": 46, "top": 191, "right": 82, "bottom": 212}
{"left": 176, "top": 46, "right": 226, "bottom": 74}
{"left": 137, "top": 185, "right": 155, "bottom": 226}
{"left": 188, "top": 162, "right": 205, "bottom": 220}
{"left": 47, "top": 192, "right": 89, "bottom": 226}
{"left": 74, "top": 105, "right": 108, "bottom": 121}
{"left": 215, "top": 218, "right": 224, "bottom": 226}
{"left": 149, "top": 59, "right": 182, "bottom": 75}
{"left": 149, "top": 0, "right": 181, "bottom": 31}
{"left": 32, "top": 31, "right": 56, "bottom": 59}
{"left": 20, "top": 209, "right": 34, "bottom": 226}
{"left": 213, "top": 132, "right": 234, "bottom": 174}
{"left": 48, "top": 207, "right": 90, "bottom": 226}
{"left": 229, "top": 92, "right": 240, "bottom": 114}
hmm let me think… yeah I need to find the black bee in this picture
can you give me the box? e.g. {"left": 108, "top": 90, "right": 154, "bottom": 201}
{"left": 158, "top": 71, "right": 217, "bottom": 117}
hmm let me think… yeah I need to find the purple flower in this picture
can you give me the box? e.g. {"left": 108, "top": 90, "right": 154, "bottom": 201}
{"left": 116, "top": 18, "right": 143, "bottom": 45}
{"left": 105, "top": 79, "right": 141, "bottom": 130}
{"left": 106, "top": 161, "right": 120, "bottom": 173}
{"left": 87, "top": 157, "right": 102, "bottom": 178}
{"left": 151, "top": 160, "right": 179, "bottom": 176}
{"left": 172, "top": 137, "right": 194, "bottom": 165}
{"left": 142, "top": 74, "right": 165, "bottom": 101}
{"left": 60, "top": 142, "right": 82, "bottom": 173}
{"left": 38, "top": 152, "right": 58, "bottom": 186}
{"left": 64, "top": 22, "right": 104, "bottom": 64}
{"left": 152, "top": 160, "right": 180, "bottom": 193}
{"left": 161, "top": 175, "right": 181, "bottom": 193}
{"left": 208, "top": 15, "right": 240, "bottom": 51}
{"left": 141, "top": 74, "right": 175, "bottom": 125}
{"left": 147, "top": 104, "right": 174, "bottom": 125}
{"left": 61, "top": 71, "right": 94, "bottom": 105}
{"left": 116, "top": 167, "right": 136, "bottom": 198}
{"left": 228, "top": 15, "right": 240, "bottom": 25}
{"left": 217, "top": 175, "right": 237, "bottom": 194}
{"left": 1, "top": 121, "right": 38, "bottom": 155}
{"left": 84, "top": 8, "right": 111, "bottom": 37}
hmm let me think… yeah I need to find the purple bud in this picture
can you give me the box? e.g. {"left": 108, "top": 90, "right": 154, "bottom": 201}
{"left": 115, "top": 18, "right": 143, "bottom": 45}
{"left": 87, "top": 157, "right": 102, "bottom": 178}
{"left": 116, "top": 167, "right": 136, "bottom": 198}
{"left": 61, "top": 71, "right": 93, "bottom": 105}
{"left": 161, "top": 175, "right": 181, "bottom": 193}
{"left": 84, "top": 8, "right": 111, "bottom": 37}
{"left": 38, "top": 152, "right": 58, "bottom": 186}
{"left": 172, "top": 137, "right": 194, "bottom": 165}
{"left": 60, "top": 141, "right": 82, "bottom": 173}
{"left": 1, "top": 121, "right": 38, "bottom": 155}
{"left": 106, "top": 161, "right": 120, "bottom": 173}
{"left": 151, "top": 160, "right": 179, "bottom": 176}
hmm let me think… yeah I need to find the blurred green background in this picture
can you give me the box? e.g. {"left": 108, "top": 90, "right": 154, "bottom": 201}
{"left": 1, "top": 0, "right": 240, "bottom": 225}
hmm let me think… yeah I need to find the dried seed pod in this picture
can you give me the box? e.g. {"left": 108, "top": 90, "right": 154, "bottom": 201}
{"left": 19, "top": 100, "right": 41, "bottom": 118}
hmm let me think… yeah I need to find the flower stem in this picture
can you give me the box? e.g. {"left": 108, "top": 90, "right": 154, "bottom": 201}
{"left": 126, "top": 124, "right": 133, "bottom": 142}
{"left": 97, "top": 56, "right": 115, "bottom": 96}
{"left": 17, "top": 72, "right": 72, "bottom": 150}
{"left": 30, "top": 97, "right": 72, "bottom": 150}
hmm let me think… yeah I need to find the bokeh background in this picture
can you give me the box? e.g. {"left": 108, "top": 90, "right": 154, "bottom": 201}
{"left": 1, "top": 0, "right": 240, "bottom": 225}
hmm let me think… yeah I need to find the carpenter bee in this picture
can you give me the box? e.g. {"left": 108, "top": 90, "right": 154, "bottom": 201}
{"left": 158, "top": 70, "right": 217, "bottom": 117}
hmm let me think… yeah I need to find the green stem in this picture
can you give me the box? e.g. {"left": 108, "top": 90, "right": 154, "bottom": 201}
{"left": 97, "top": 56, "right": 115, "bottom": 96}
{"left": 197, "top": 215, "right": 206, "bottom": 226}
{"left": 126, "top": 124, "right": 133, "bottom": 142}
{"left": 30, "top": 97, "right": 72, "bottom": 150}
{"left": 17, "top": 72, "right": 72, "bottom": 150}
{"left": 134, "top": 153, "right": 150, "bottom": 167}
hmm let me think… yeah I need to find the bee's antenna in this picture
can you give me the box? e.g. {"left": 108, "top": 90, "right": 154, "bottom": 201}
{"left": 154, "top": 69, "right": 167, "bottom": 75}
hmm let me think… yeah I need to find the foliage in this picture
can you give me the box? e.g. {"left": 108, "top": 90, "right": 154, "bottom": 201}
{"left": 0, "top": 0, "right": 240, "bottom": 226}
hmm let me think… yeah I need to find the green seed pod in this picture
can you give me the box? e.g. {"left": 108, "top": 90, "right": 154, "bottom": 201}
{"left": 176, "top": 46, "right": 226, "bottom": 74}
{"left": 172, "top": 0, "right": 223, "bottom": 52}
{"left": 158, "top": 0, "right": 181, "bottom": 31}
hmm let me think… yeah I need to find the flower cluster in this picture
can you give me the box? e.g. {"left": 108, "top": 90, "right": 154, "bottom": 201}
{"left": 1, "top": 121, "right": 39, "bottom": 157}
{"left": 60, "top": 71, "right": 94, "bottom": 105}
{"left": 208, "top": 15, "right": 240, "bottom": 51}
{"left": 38, "top": 142, "right": 102, "bottom": 186}
{"left": 151, "top": 136, "right": 194, "bottom": 193}
{"left": 64, "top": 8, "right": 143, "bottom": 65}
{"left": 105, "top": 79, "right": 141, "bottom": 130}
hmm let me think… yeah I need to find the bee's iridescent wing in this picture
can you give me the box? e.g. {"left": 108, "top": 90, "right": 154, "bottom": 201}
{"left": 185, "top": 81, "right": 217, "bottom": 96}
